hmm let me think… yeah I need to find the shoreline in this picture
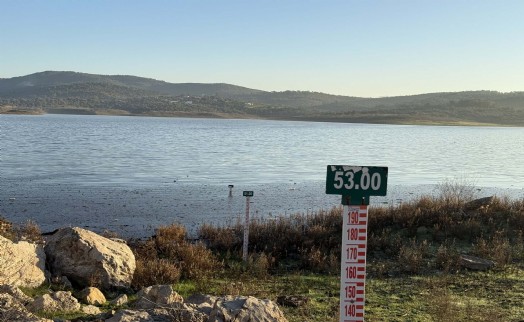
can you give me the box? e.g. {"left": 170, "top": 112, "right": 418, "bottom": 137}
{"left": 1, "top": 180, "right": 521, "bottom": 239}
{"left": 1, "top": 109, "right": 518, "bottom": 127}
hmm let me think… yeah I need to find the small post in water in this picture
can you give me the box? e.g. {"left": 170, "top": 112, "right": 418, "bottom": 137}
{"left": 242, "top": 190, "right": 254, "bottom": 262}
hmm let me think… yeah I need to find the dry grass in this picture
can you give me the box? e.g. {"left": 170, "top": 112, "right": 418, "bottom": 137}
{"left": 132, "top": 258, "right": 181, "bottom": 290}
{"left": 199, "top": 207, "right": 342, "bottom": 272}
{"left": 0, "top": 216, "right": 15, "bottom": 241}
{"left": 200, "top": 193, "right": 524, "bottom": 277}
{"left": 129, "top": 223, "right": 221, "bottom": 289}
{"left": 17, "top": 220, "right": 42, "bottom": 243}
{"left": 398, "top": 239, "right": 430, "bottom": 274}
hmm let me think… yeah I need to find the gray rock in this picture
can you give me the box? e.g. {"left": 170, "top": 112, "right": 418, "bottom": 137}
{"left": 0, "top": 284, "right": 33, "bottom": 305}
{"left": 82, "top": 304, "right": 102, "bottom": 315}
{"left": 459, "top": 254, "right": 495, "bottom": 271}
{"left": 190, "top": 295, "right": 288, "bottom": 322}
{"left": 49, "top": 275, "right": 74, "bottom": 290}
{"left": 186, "top": 294, "right": 218, "bottom": 316}
{"left": 152, "top": 306, "right": 207, "bottom": 322}
{"left": 0, "top": 293, "right": 52, "bottom": 322}
{"left": 106, "top": 306, "right": 206, "bottom": 322}
{"left": 132, "top": 284, "right": 184, "bottom": 309}
{"left": 44, "top": 227, "right": 136, "bottom": 290}
{"left": 27, "top": 290, "right": 81, "bottom": 313}
{"left": 110, "top": 294, "right": 129, "bottom": 306}
{"left": 107, "top": 294, "right": 287, "bottom": 322}
{"left": 0, "top": 235, "right": 46, "bottom": 288}
{"left": 465, "top": 196, "right": 494, "bottom": 210}
{"left": 105, "top": 309, "right": 154, "bottom": 322}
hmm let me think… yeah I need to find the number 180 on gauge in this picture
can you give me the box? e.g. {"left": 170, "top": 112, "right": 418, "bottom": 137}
{"left": 326, "top": 166, "right": 388, "bottom": 196}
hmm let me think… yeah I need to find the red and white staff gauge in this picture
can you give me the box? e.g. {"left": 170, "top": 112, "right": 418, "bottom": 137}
{"left": 340, "top": 205, "right": 368, "bottom": 321}
{"left": 325, "top": 165, "right": 388, "bottom": 322}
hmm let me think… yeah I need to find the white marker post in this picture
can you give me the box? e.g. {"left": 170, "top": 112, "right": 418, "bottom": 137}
{"left": 242, "top": 191, "right": 254, "bottom": 262}
{"left": 326, "top": 165, "right": 388, "bottom": 322}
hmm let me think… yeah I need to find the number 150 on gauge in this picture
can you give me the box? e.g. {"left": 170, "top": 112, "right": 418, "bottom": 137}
{"left": 326, "top": 166, "right": 388, "bottom": 196}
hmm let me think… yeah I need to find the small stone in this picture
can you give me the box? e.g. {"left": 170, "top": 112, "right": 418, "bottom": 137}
{"left": 78, "top": 286, "right": 106, "bottom": 305}
{"left": 459, "top": 254, "right": 495, "bottom": 271}
{"left": 465, "top": 196, "right": 494, "bottom": 210}
{"left": 110, "top": 294, "right": 128, "bottom": 306}
{"left": 81, "top": 304, "right": 102, "bottom": 315}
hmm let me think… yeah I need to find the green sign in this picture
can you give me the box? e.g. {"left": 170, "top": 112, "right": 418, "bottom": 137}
{"left": 326, "top": 165, "right": 388, "bottom": 196}
{"left": 243, "top": 191, "right": 254, "bottom": 197}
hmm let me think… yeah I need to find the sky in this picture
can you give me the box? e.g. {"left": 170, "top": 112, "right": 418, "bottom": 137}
{"left": 1, "top": 0, "right": 523, "bottom": 97}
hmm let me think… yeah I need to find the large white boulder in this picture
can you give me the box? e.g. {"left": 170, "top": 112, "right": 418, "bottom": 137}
{"left": 0, "top": 235, "right": 46, "bottom": 288}
{"left": 44, "top": 227, "right": 135, "bottom": 290}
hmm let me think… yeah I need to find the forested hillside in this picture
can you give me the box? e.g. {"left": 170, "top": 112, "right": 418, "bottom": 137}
{"left": 1, "top": 71, "right": 523, "bottom": 126}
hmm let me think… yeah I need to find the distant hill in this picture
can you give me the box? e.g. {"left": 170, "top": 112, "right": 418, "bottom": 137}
{"left": 0, "top": 71, "right": 263, "bottom": 97}
{"left": 1, "top": 71, "right": 523, "bottom": 126}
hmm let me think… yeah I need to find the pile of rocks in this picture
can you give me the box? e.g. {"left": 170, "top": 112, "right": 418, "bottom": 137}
{"left": 0, "top": 227, "right": 288, "bottom": 321}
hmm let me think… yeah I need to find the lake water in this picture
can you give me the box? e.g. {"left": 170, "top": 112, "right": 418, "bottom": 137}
{"left": 1, "top": 114, "right": 523, "bottom": 237}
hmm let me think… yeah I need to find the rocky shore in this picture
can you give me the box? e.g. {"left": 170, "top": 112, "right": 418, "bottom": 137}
{"left": 0, "top": 227, "right": 288, "bottom": 322}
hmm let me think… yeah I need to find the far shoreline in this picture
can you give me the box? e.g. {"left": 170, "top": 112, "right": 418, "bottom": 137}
{"left": 1, "top": 107, "right": 516, "bottom": 127}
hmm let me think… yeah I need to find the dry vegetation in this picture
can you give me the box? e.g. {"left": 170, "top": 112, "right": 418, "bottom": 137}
{"left": 129, "top": 224, "right": 221, "bottom": 290}
{"left": 2, "top": 184, "right": 524, "bottom": 321}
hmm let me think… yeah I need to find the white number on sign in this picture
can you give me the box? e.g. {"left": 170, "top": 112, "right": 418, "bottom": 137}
{"left": 344, "top": 171, "right": 355, "bottom": 189}
{"left": 371, "top": 172, "right": 381, "bottom": 190}
{"left": 333, "top": 171, "right": 344, "bottom": 189}
{"left": 333, "top": 170, "right": 381, "bottom": 191}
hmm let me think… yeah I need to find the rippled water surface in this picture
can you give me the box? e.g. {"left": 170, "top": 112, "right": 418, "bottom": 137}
{"left": 1, "top": 114, "right": 523, "bottom": 236}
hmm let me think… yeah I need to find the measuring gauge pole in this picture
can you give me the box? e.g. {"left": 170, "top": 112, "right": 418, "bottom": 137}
{"left": 326, "top": 165, "right": 388, "bottom": 322}
{"left": 242, "top": 191, "right": 254, "bottom": 262}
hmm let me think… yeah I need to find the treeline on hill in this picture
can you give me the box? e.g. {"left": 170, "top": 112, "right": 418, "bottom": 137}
{"left": 1, "top": 71, "right": 524, "bottom": 125}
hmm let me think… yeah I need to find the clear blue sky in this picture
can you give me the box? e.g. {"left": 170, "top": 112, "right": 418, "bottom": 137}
{"left": 1, "top": 0, "right": 523, "bottom": 97}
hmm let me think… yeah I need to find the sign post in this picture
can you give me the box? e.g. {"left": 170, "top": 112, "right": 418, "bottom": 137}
{"left": 326, "top": 165, "right": 388, "bottom": 322}
{"left": 242, "top": 191, "right": 254, "bottom": 262}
